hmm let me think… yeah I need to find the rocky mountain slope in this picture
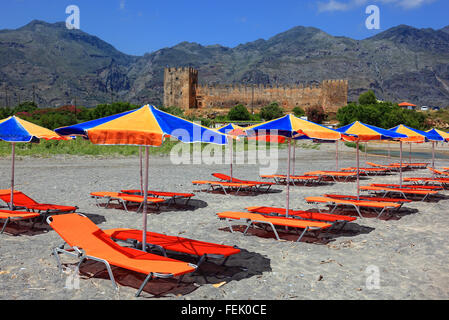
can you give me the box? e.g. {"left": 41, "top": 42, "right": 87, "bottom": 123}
{"left": 1, "top": 20, "right": 448, "bottom": 108}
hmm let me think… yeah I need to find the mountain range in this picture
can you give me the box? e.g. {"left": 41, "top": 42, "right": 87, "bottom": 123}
{"left": 1, "top": 20, "right": 449, "bottom": 108}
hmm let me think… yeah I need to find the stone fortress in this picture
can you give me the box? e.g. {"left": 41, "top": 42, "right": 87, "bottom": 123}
{"left": 163, "top": 67, "right": 348, "bottom": 115}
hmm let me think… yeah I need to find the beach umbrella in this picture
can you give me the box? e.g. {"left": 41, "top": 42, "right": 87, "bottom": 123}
{"left": 336, "top": 121, "right": 407, "bottom": 198}
{"left": 0, "top": 116, "right": 67, "bottom": 209}
{"left": 55, "top": 104, "right": 228, "bottom": 250}
{"left": 244, "top": 114, "right": 349, "bottom": 217}
{"left": 389, "top": 125, "right": 443, "bottom": 186}
{"left": 426, "top": 129, "right": 449, "bottom": 168}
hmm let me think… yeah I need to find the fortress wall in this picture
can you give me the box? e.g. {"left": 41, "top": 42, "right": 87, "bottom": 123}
{"left": 164, "top": 67, "right": 348, "bottom": 113}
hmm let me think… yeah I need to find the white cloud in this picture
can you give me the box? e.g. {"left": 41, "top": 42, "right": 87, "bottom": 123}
{"left": 120, "top": 0, "right": 126, "bottom": 10}
{"left": 317, "top": 0, "right": 436, "bottom": 12}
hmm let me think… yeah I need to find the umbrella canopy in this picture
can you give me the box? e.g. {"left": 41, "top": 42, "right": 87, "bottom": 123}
{"left": 56, "top": 104, "right": 227, "bottom": 146}
{"left": 245, "top": 114, "right": 349, "bottom": 216}
{"left": 0, "top": 116, "right": 67, "bottom": 209}
{"left": 389, "top": 124, "right": 443, "bottom": 143}
{"left": 56, "top": 104, "right": 228, "bottom": 250}
{"left": 425, "top": 128, "right": 449, "bottom": 169}
{"left": 389, "top": 124, "right": 443, "bottom": 185}
{"left": 336, "top": 121, "right": 407, "bottom": 198}
{"left": 427, "top": 128, "right": 449, "bottom": 142}
{"left": 398, "top": 102, "right": 417, "bottom": 107}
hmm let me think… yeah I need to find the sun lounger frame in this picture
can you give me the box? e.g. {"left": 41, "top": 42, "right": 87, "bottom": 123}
{"left": 47, "top": 214, "right": 197, "bottom": 297}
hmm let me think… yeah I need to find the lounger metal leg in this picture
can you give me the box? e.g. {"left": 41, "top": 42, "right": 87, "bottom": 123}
{"left": 296, "top": 227, "right": 309, "bottom": 242}
{"left": 136, "top": 273, "right": 153, "bottom": 297}
{"left": 0, "top": 218, "right": 9, "bottom": 234}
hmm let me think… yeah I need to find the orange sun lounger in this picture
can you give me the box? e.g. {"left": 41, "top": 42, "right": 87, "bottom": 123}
{"left": 47, "top": 213, "right": 197, "bottom": 297}
{"left": 340, "top": 167, "right": 390, "bottom": 176}
{"left": 305, "top": 196, "right": 401, "bottom": 219}
{"left": 90, "top": 192, "right": 165, "bottom": 212}
{"left": 359, "top": 185, "right": 438, "bottom": 201}
{"left": 245, "top": 206, "right": 356, "bottom": 231}
{"left": 103, "top": 228, "right": 240, "bottom": 267}
{"left": 259, "top": 174, "right": 323, "bottom": 186}
{"left": 366, "top": 162, "right": 407, "bottom": 172}
{"left": 390, "top": 162, "right": 429, "bottom": 169}
{"left": 212, "top": 173, "right": 274, "bottom": 192}
{"left": 120, "top": 190, "right": 194, "bottom": 205}
{"left": 404, "top": 177, "right": 449, "bottom": 188}
{"left": 369, "top": 183, "right": 443, "bottom": 191}
{"left": 192, "top": 180, "right": 258, "bottom": 195}
{"left": 0, "top": 189, "right": 78, "bottom": 214}
{"left": 303, "top": 171, "right": 358, "bottom": 182}
{"left": 0, "top": 209, "right": 41, "bottom": 234}
{"left": 323, "top": 194, "right": 412, "bottom": 205}
{"left": 429, "top": 168, "right": 449, "bottom": 177}
{"left": 216, "top": 211, "right": 332, "bottom": 242}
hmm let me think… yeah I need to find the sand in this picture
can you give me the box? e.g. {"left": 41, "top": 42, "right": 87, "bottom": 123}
{"left": 0, "top": 142, "right": 448, "bottom": 300}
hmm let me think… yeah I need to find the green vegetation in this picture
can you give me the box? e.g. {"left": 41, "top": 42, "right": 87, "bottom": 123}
{"left": 228, "top": 104, "right": 251, "bottom": 121}
{"left": 260, "top": 102, "right": 284, "bottom": 121}
{"left": 336, "top": 91, "right": 428, "bottom": 130}
{"left": 306, "top": 105, "right": 327, "bottom": 124}
{"left": 292, "top": 106, "right": 305, "bottom": 117}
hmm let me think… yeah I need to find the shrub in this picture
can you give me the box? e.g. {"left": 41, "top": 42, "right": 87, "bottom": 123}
{"left": 306, "top": 105, "right": 327, "bottom": 124}
{"left": 260, "top": 102, "right": 284, "bottom": 120}
{"left": 292, "top": 106, "right": 305, "bottom": 117}
{"left": 228, "top": 104, "right": 251, "bottom": 121}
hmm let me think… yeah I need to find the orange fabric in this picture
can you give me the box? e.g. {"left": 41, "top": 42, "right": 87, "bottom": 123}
{"left": 360, "top": 186, "right": 437, "bottom": 195}
{"left": 370, "top": 183, "right": 442, "bottom": 190}
{"left": 192, "top": 180, "right": 256, "bottom": 187}
{"left": 49, "top": 214, "right": 196, "bottom": 276}
{"left": 305, "top": 196, "right": 400, "bottom": 209}
{"left": 323, "top": 194, "right": 412, "bottom": 203}
{"left": 0, "top": 190, "right": 76, "bottom": 212}
{"left": 245, "top": 206, "right": 356, "bottom": 222}
{"left": 304, "top": 171, "right": 357, "bottom": 177}
{"left": 120, "top": 190, "right": 194, "bottom": 198}
{"left": 104, "top": 228, "right": 240, "bottom": 257}
{"left": 260, "top": 174, "right": 320, "bottom": 180}
{"left": 217, "top": 211, "right": 332, "bottom": 229}
{"left": 90, "top": 192, "right": 165, "bottom": 204}
{"left": 0, "top": 210, "right": 40, "bottom": 220}
{"left": 212, "top": 173, "right": 274, "bottom": 185}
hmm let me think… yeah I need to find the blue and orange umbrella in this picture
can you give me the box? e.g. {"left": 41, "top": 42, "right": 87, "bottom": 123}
{"left": 0, "top": 116, "right": 67, "bottom": 209}
{"left": 56, "top": 104, "right": 228, "bottom": 250}
{"left": 389, "top": 124, "right": 444, "bottom": 170}
{"left": 336, "top": 121, "right": 407, "bottom": 197}
{"left": 244, "top": 114, "right": 350, "bottom": 216}
{"left": 426, "top": 128, "right": 449, "bottom": 168}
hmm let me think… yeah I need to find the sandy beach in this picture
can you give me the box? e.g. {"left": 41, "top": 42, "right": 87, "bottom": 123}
{"left": 1, "top": 142, "right": 449, "bottom": 300}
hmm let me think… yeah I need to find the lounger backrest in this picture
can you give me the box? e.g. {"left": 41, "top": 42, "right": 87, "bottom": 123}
{"left": 212, "top": 173, "right": 243, "bottom": 183}
{"left": 48, "top": 213, "right": 196, "bottom": 276}
{"left": 0, "top": 190, "right": 38, "bottom": 206}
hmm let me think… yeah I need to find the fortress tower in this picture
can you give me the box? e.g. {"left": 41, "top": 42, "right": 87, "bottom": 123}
{"left": 163, "top": 67, "right": 198, "bottom": 109}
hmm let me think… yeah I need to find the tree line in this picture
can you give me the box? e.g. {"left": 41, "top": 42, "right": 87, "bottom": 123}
{"left": 0, "top": 90, "right": 430, "bottom": 131}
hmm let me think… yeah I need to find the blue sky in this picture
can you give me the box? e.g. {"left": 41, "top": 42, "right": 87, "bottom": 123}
{"left": 0, "top": 0, "right": 448, "bottom": 56}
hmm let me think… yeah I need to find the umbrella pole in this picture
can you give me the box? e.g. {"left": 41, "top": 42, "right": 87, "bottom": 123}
{"left": 336, "top": 140, "right": 339, "bottom": 171}
{"left": 10, "top": 143, "right": 15, "bottom": 210}
{"left": 356, "top": 141, "right": 360, "bottom": 200}
{"left": 139, "top": 146, "right": 144, "bottom": 195}
{"left": 142, "top": 146, "right": 149, "bottom": 252}
{"left": 409, "top": 143, "right": 412, "bottom": 164}
{"left": 432, "top": 142, "right": 435, "bottom": 169}
{"left": 230, "top": 139, "right": 233, "bottom": 181}
{"left": 286, "top": 138, "right": 291, "bottom": 218}
{"left": 400, "top": 141, "right": 403, "bottom": 188}
{"left": 365, "top": 142, "right": 368, "bottom": 162}
{"left": 292, "top": 140, "right": 296, "bottom": 176}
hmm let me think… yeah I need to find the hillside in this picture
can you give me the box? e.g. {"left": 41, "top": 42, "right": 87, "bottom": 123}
{"left": 1, "top": 20, "right": 448, "bottom": 108}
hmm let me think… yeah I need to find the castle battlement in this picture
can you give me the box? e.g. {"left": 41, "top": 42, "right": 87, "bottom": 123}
{"left": 163, "top": 67, "right": 348, "bottom": 113}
